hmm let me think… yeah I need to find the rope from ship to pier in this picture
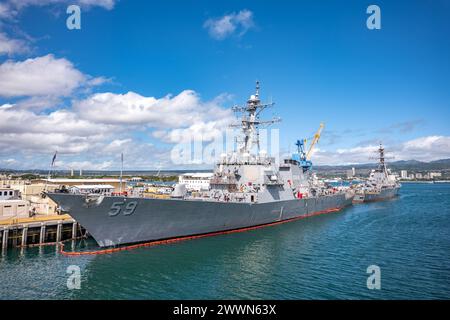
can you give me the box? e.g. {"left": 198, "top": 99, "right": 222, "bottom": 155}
{"left": 58, "top": 207, "right": 342, "bottom": 256}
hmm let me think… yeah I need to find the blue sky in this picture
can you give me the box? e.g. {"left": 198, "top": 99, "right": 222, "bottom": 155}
{"left": 0, "top": 0, "right": 449, "bottom": 169}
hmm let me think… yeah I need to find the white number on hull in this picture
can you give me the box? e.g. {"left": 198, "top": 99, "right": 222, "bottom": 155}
{"left": 108, "top": 201, "right": 138, "bottom": 216}
{"left": 123, "top": 201, "right": 137, "bottom": 215}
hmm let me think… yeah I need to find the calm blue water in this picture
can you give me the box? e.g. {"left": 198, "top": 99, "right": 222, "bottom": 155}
{"left": 1, "top": 183, "right": 449, "bottom": 299}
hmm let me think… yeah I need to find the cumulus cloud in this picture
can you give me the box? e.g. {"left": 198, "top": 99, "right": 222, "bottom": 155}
{"left": 73, "top": 90, "right": 234, "bottom": 129}
{"left": 0, "top": 3, "right": 10, "bottom": 18}
{"left": 312, "top": 136, "right": 450, "bottom": 165}
{"left": 204, "top": 9, "right": 255, "bottom": 40}
{"left": 57, "top": 160, "right": 114, "bottom": 171}
{"left": 0, "top": 105, "right": 112, "bottom": 155}
{"left": 1, "top": 0, "right": 115, "bottom": 16}
{"left": 153, "top": 119, "right": 233, "bottom": 143}
{"left": 0, "top": 32, "right": 29, "bottom": 56}
{"left": 0, "top": 55, "right": 68, "bottom": 96}
{"left": 0, "top": 55, "right": 103, "bottom": 98}
{"left": 102, "top": 139, "right": 134, "bottom": 154}
{"left": 0, "top": 87, "right": 235, "bottom": 169}
{"left": 0, "top": 107, "right": 108, "bottom": 135}
{"left": 2, "top": 92, "right": 449, "bottom": 169}
{"left": 401, "top": 136, "right": 450, "bottom": 160}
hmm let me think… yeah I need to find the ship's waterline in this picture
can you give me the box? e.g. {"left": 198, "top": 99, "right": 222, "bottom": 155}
{"left": 48, "top": 192, "right": 353, "bottom": 247}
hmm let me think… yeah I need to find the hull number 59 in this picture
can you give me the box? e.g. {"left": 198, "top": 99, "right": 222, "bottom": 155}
{"left": 108, "top": 201, "right": 138, "bottom": 217}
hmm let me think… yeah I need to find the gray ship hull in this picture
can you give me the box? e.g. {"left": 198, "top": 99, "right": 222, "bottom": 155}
{"left": 48, "top": 193, "right": 353, "bottom": 247}
{"left": 353, "top": 186, "right": 399, "bottom": 203}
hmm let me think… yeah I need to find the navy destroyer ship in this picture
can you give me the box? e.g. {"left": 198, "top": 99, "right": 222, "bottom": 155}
{"left": 353, "top": 144, "right": 401, "bottom": 203}
{"left": 48, "top": 82, "right": 354, "bottom": 247}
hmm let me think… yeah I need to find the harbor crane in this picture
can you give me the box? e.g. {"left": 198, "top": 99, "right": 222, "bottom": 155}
{"left": 293, "top": 123, "right": 324, "bottom": 172}
{"left": 306, "top": 123, "right": 324, "bottom": 160}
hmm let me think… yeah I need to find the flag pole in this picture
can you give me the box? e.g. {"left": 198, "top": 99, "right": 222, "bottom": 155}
{"left": 119, "top": 153, "right": 123, "bottom": 195}
{"left": 45, "top": 151, "right": 57, "bottom": 192}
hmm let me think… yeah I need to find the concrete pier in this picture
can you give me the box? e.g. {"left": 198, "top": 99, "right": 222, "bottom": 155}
{"left": 0, "top": 215, "right": 82, "bottom": 249}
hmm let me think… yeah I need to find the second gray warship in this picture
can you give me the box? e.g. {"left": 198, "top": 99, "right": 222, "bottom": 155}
{"left": 48, "top": 82, "right": 354, "bottom": 247}
{"left": 353, "top": 144, "right": 401, "bottom": 203}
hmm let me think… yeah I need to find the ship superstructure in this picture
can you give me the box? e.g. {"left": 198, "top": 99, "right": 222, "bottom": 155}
{"left": 353, "top": 144, "right": 401, "bottom": 203}
{"left": 47, "top": 82, "right": 354, "bottom": 247}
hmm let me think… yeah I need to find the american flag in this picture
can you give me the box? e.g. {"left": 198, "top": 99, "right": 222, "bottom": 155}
{"left": 51, "top": 151, "right": 57, "bottom": 166}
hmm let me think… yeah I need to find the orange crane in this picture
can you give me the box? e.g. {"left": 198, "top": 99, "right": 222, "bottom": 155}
{"left": 306, "top": 123, "right": 324, "bottom": 160}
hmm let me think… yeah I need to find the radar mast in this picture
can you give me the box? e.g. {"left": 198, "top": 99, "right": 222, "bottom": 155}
{"left": 230, "top": 81, "right": 280, "bottom": 156}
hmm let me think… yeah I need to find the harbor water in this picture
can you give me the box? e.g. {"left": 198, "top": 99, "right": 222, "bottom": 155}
{"left": 0, "top": 183, "right": 449, "bottom": 299}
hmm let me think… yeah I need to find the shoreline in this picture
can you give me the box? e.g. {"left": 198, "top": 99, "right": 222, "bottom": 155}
{"left": 399, "top": 180, "right": 450, "bottom": 184}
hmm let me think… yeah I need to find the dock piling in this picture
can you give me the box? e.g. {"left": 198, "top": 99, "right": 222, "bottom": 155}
{"left": 2, "top": 227, "right": 9, "bottom": 250}
{"left": 56, "top": 221, "right": 62, "bottom": 242}
{"left": 1, "top": 216, "right": 78, "bottom": 248}
{"left": 72, "top": 222, "right": 77, "bottom": 239}
{"left": 39, "top": 223, "right": 46, "bottom": 244}
{"left": 21, "top": 226, "right": 28, "bottom": 246}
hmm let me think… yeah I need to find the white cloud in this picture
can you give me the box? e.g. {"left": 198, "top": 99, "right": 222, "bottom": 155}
{"left": 58, "top": 160, "right": 114, "bottom": 171}
{"left": 3, "top": 0, "right": 115, "bottom": 14}
{"left": 0, "top": 107, "right": 108, "bottom": 135}
{"left": 0, "top": 32, "right": 29, "bottom": 55}
{"left": 2, "top": 92, "right": 449, "bottom": 169}
{"left": 13, "top": 95, "right": 62, "bottom": 110}
{"left": 1, "top": 158, "right": 16, "bottom": 164}
{"left": 77, "top": 0, "right": 115, "bottom": 10}
{"left": 73, "top": 90, "right": 234, "bottom": 129}
{"left": 204, "top": 9, "right": 255, "bottom": 40}
{"left": 154, "top": 119, "right": 233, "bottom": 143}
{"left": 312, "top": 145, "right": 380, "bottom": 165}
{"left": 312, "top": 136, "right": 450, "bottom": 165}
{"left": 0, "top": 87, "right": 234, "bottom": 169}
{"left": 401, "top": 136, "right": 450, "bottom": 160}
{"left": 0, "top": 55, "right": 90, "bottom": 98}
{"left": 102, "top": 139, "right": 133, "bottom": 154}
{"left": 0, "top": 105, "right": 112, "bottom": 155}
{"left": 0, "top": 3, "right": 9, "bottom": 19}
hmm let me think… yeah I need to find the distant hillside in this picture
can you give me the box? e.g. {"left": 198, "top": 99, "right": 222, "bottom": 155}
{"left": 315, "top": 158, "right": 450, "bottom": 172}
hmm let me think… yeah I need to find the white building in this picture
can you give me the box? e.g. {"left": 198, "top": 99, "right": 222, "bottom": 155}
{"left": 178, "top": 173, "right": 214, "bottom": 191}
{"left": 0, "top": 188, "right": 20, "bottom": 200}
{"left": 68, "top": 184, "right": 115, "bottom": 195}
{"left": 400, "top": 170, "right": 408, "bottom": 179}
{"left": 430, "top": 172, "right": 442, "bottom": 179}
{"left": 0, "top": 200, "right": 29, "bottom": 220}
{"left": 36, "top": 178, "right": 126, "bottom": 192}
